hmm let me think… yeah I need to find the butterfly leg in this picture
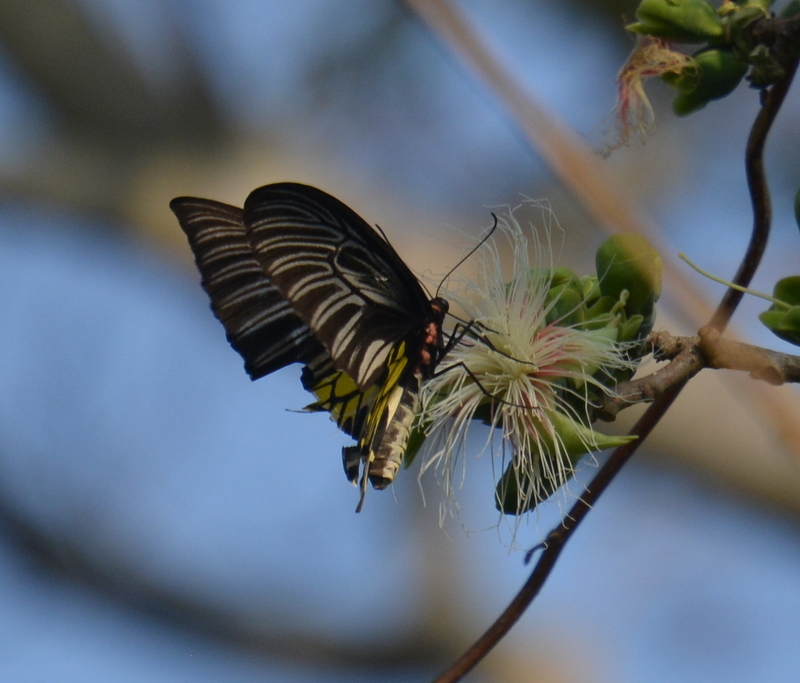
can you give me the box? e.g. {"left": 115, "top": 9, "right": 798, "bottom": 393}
{"left": 356, "top": 458, "right": 370, "bottom": 513}
{"left": 342, "top": 445, "right": 370, "bottom": 512}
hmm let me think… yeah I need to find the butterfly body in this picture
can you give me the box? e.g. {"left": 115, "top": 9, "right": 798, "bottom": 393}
{"left": 171, "top": 183, "right": 447, "bottom": 509}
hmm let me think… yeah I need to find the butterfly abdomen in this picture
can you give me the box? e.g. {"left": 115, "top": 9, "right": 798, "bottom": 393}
{"left": 367, "top": 373, "right": 421, "bottom": 489}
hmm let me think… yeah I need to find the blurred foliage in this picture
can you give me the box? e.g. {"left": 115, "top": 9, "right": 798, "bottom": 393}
{"left": 0, "top": 0, "right": 638, "bottom": 228}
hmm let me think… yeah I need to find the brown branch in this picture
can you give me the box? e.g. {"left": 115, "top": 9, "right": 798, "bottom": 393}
{"left": 597, "top": 330, "right": 800, "bottom": 420}
{"left": 596, "top": 333, "right": 703, "bottom": 420}
{"left": 708, "top": 37, "right": 800, "bottom": 331}
{"left": 697, "top": 326, "right": 800, "bottom": 385}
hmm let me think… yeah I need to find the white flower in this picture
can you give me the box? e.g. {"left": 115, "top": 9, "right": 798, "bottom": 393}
{"left": 419, "top": 203, "right": 638, "bottom": 519}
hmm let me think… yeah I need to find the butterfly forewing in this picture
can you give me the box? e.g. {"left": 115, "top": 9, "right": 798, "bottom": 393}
{"left": 170, "top": 196, "right": 324, "bottom": 379}
{"left": 243, "top": 183, "right": 432, "bottom": 390}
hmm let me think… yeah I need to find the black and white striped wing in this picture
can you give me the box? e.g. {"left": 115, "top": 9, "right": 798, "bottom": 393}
{"left": 243, "top": 182, "right": 431, "bottom": 390}
{"left": 170, "top": 196, "right": 324, "bottom": 379}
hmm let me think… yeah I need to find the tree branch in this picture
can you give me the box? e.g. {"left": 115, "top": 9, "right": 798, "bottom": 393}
{"left": 697, "top": 326, "right": 800, "bottom": 384}
{"left": 597, "top": 329, "right": 800, "bottom": 419}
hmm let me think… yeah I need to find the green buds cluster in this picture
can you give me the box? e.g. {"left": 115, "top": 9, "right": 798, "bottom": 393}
{"left": 628, "top": 0, "right": 724, "bottom": 43}
{"left": 626, "top": 0, "right": 781, "bottom": 115}
{"left": 539, "top": 234, "right": 662, "bottom": 349}
{"left": 759, "top": 277, "right": 800, "bottom": 346}
{"left": 535, "top": 234, "right": 662, "bottom": 407}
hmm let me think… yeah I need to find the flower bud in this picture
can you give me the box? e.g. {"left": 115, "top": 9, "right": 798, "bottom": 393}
{"left": 627, "top": 0, "right": 724, "bottom": 43}
{"left": 596, "top": 234, "right": 662, "bottom": 320}
{"left": 759, "top": 276, "right": 800, "bottom": 346}
{"left": 544, "top": 268, "right": 586, "bottom": 326}
{"left": 759, "top": 307, "right": 800, "bottom": 346}
{"left": 669, "top": 48, "right": 748, "bottom": 115}
{"left": 795, "top": 184, "right": 800, "bottom": 233}
{"left": 781, "top": 0, "right": 800, "bottom": 19}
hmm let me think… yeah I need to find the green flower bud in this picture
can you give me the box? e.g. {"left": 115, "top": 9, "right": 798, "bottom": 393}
{"left": 618, "top": 314, "right": 645, "bottom": 343}
{"left": 795, "top": 184, "right": 800, "bottom": 232}
{"left": 580, "top": 294, "right": 643, "bottom": 341}
{"left": 547, "top": 285, "right": 585, "bottom": 326}
{"left": 548, "top": 266, "right": 582, "bottom": 288}
{"left": 670, "top": 48, "right": 748, "bottom": 115}
{"left": 759, "top": 307, "right": 800, "bottom": 346}
{"left": 759, "top": 276, "right": 800, "bottom": 346}
{"left": 583, "top": 295, "right": 618, "bottom": 325}
{"left": 627, "top": 0, "right": 724, "bottom": 43}
{"left": 771, "top": 275, "right": 800, "bottom": 305}
{"left": 495, "top": 410, "right": 636, "bottom": 514}
{"left": 580, "top": 274, "right": 601, "bottom": 301}
{"left": 596, "top": 234, "right": 662, "bottom": 320}
{"left": 780, "top": 0, "right": 800, "bottom": 19}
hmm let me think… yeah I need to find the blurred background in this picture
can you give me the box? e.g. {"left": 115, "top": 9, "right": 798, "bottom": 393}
{"left": 1, "top": 1, "right": 800, "bottom": 681}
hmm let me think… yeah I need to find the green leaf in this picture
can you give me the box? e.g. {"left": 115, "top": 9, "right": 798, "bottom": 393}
{"left": 773, "top": 276, "right": 800, "bottom": 305}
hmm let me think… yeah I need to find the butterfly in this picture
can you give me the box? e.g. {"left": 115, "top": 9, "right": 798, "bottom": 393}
{"left": 170, "top": 182, "right": 449, "bottom": 510}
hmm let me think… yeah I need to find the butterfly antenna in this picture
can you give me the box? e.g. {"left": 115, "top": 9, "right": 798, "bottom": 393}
{"left": 374, "top": 223, "right": 389, "bottom": 241}
{"left": 435, "top": 213, "right": 498, "bottom": 299}
{"left": 355, "top": 469, "right": 368, "bottom": 513}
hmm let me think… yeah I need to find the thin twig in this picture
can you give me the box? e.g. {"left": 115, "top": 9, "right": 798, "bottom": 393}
{"left": 709, "top": 44, "right": 800, "bottom": 331}
{"left": 597, "top": 334, "right": 703, "bottom": 420}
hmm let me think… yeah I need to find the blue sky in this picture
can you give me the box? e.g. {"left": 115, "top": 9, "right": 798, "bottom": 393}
{"left": 1, "top": 1, "right": 800, "bottom": 681}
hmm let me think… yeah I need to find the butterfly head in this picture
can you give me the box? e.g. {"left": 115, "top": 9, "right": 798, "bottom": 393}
{"left": 417, "top": 297, "right": 449, "bottom": 378}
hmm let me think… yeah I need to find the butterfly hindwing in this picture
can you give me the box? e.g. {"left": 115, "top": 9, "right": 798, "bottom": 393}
{"left": 301, "top": 353, "right": 373, "bottom": 441}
